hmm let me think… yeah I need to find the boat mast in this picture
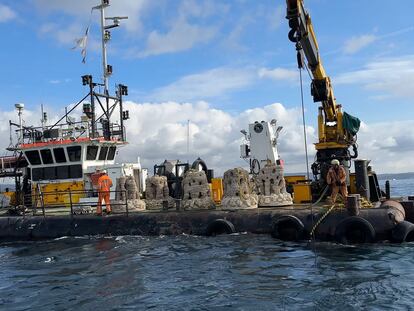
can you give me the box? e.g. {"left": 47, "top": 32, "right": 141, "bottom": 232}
{"left": 100, "top": 1, "right": 109, "bottom": 94}
{"left": 93, "top": 0, "right": 128, "bottom": 95}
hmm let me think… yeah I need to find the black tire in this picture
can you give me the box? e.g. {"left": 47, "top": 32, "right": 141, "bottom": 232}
{"left": 272, "top": 215, "right": 304, "bottom": 241}
{"left": 391, "top": 221, "right": 414, "bottom": 243}
{"left": 335, "top": 216, "right": 376, "bottom": 244}
{"left": 191, "top": 158, "right": 208, "bottom": 173}
{"left": 206, "top": 219, "right": 235, "bottom": 236}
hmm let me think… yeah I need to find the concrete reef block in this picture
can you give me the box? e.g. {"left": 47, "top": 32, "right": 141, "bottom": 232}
{"left": 145, "top": 175, "right": 170, "bottom": 200}
{"left": 182, "top": 169, "right": 215, "bottom": 210}
{"left": 221, "top": 167, "right": 258, "bottom": 210}
{"left": 254, "top": 163, "right": 292, "bottom": 207}
{"left": 145, "top": 175, "right": 174, "bottom": 210}
{"left": 114, "top": 176, "right": 146, "bottom": 212}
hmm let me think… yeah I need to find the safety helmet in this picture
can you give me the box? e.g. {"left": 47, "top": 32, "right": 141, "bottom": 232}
{"left": 331, "top": 159, "right": 340, "bottom": 166}
{"left": 102, "top": 169, "right": 107, "bottom": 174}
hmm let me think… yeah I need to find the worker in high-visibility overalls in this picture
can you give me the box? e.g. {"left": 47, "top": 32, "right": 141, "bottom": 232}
{"left": 326, "top": 159, "right": 348, "bottom": 204}
{"left": 97, "top": 170, "right": 113, "bottom": 216}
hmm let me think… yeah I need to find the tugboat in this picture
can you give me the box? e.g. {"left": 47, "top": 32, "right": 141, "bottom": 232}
{"left": 1, "top": 0, "right": 145, "bottom": 214}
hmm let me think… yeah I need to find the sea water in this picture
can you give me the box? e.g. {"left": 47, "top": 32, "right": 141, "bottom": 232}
{"left": 0, "top": 178, "right": 413, "bottom": 311}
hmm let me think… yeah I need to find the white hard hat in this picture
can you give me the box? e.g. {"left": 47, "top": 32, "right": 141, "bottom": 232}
{"left": 102, "top": 169, "right": 107, "bottom": 174}
{"left": 331, "top": 159, "right": 340, "bottom": 165}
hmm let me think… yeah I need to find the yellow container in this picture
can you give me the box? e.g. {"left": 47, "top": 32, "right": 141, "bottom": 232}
{"left": 293, "top": 182, "right": 312, "bottom": 204}
{"left": 285, "top": 175, "right": 307, "bottom": 185}
{"left": 33, "top": 181, "right": 85, "bottom": 207}
{"left": 211, "top": 178, "right": 223, "bottom": 204}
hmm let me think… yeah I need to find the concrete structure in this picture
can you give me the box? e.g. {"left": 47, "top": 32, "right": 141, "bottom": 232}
{"left": 182, "top": 169, "right": 215, "bottom": 210}
{"left": 221, "top": 168, "right": 258, "bottom": 210}
{"left": 255, "top": 162, "right": 293, "bottom": 207}
{"left": 145, "top": 175, "right": 174, "bottom": 210}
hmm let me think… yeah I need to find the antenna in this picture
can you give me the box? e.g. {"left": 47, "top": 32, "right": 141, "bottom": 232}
{"left": 93, "top": 0, "right": 128, "bottom": 95}
{"left": 187, "top": 119, "right": 190, "bottom": 160}
{"left": 15, "top": 103, "right": 24, "bottom": 144}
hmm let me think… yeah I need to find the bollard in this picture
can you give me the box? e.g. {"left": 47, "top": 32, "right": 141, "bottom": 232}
{"left": 355, "top": 159, "right": 370, "bottom": 201}
{"left": 385, "top": 180, "right": 391, "bottom": 200}
{"left": 346, "top": 194, "right": 361, "bottom": 216}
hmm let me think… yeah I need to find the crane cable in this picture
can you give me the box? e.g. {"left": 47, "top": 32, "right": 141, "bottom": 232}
{"left": 297, "top": 52, "right": 310, "bottom": 181}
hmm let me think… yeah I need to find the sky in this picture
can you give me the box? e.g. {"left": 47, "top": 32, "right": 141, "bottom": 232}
{"left": 0, "top": 0, "right": 413, "bottom": 175}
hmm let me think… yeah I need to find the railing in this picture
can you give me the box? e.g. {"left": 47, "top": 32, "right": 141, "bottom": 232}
{"left": 22, "top": 188, "right": 130, "bottom": 218}
{"left": 18, "top": 120, "right": 125, "bottom": 147}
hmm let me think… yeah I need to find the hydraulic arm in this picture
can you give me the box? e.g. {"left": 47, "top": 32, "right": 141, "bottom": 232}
{"left": 285, "top": 0, "right": 359, "bottom": 186}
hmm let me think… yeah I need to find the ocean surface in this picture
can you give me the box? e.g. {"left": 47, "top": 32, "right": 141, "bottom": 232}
{"left": 0, "top": 178, "right": 414, "bottom": 311}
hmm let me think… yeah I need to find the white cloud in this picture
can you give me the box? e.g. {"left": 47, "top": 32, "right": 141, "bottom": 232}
{"left": 334, "top": 55, "right": 414, "bottom": 98}
{"left": 135, "top": 0, "right": 228, "bottom": 57}
{"left": 39, "top": 23, "right": 85, "bottom": 46}
{"left": 147, "top": 67, "right": 257, "bottom": 102}
{"left": 119, "top": 101, "right": 315, "bottom": 174}
{"left": 0, "top": 4, "right": 17, "bottom": 22}
{"left": 34, "top": 0, "right": 150, "bottom": 34}
{"left": 258, "top": 67, "right": 299, "bottom": 82}
{"left": 357, "top": 120, "right": 414, "bottom": 173}
{"left": 343, "top": 34, "right": 377, "bottom": 54}
{"left": 137, "top": 19, "right": 217, "bottom": 58}
{"left": 1, "top": 101, "right": 414, "bottom": 175}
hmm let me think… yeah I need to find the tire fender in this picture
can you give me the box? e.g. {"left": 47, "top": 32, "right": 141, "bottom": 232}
{"left": 272, "top": 215, "right": 305, "bottom": 241}
{"left": 335, "top": 216, "right": 376, "bottom": 244}
{"left": 391, "top": 221, "right": 414, "bottom": 243}
{"left": 206, "top": 219, "right": 235, "bottom": 236}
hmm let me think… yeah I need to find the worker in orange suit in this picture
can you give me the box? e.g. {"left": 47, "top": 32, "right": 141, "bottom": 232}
{"left": 326, "top": 159, "right": 348, "bottom": 204}
{"left": 97, "top": 170, "right": 113, "bottom": 216}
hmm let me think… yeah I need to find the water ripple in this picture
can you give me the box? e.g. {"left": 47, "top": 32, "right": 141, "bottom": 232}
{"left": 1, "top": 235, "right": 414, "bottom": 310}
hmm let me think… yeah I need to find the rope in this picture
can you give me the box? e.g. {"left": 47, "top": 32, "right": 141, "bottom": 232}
{"left": 309, "top": 203, "right": 336, "bottom": 237}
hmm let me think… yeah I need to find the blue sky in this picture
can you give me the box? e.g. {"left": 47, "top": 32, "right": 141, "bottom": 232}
{"left": 0, "top": 0, "right": 414, "bottom": 173}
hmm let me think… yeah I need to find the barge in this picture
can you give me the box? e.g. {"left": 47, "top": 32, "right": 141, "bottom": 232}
{"left": 1, "top": 0, "right": 414, "bottom": 244}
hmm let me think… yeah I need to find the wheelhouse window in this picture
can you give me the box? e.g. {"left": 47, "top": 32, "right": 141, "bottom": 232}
{"left": 40, "top": 149, "right": 54, "bottom": 164}
{"left": 69, "top": 165, "right": 82, "bottom": 178}
{"left": 32, "top": 165, "right": 83, "bottom": 181}
{"left": 56, "top": 166, "right": 69, "bottom": 179}
{"left": 86, "top": 146, "right": 99, "bottom": 160}
{"left": 67, "top": 146, "right": 82, "bottom": 162}
{"left": 32, "top": 168, "right": 43, "bottom": 181}
{"left": 25, "top": 150, "right": 41, "bottom": 165}
{"left": 98, "top": 146, "right": 108, "bottom": 160}
{"left": 53, "top": 148, "right": 66, "bottom": 163}
{"left": 107, "top": 146, "right": 116, "bottom": 160}
{"left": 44, "top": 166, "right": 56, "bottom": 180}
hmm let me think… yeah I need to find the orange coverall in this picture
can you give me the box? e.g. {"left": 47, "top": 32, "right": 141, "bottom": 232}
{"left": 97, "top": 174, "right": 113, "bottom": 214}
{"left": 326, "top": 165, "right": 348, "bottom": 204}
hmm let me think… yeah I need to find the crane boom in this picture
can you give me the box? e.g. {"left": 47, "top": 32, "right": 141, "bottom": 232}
{"left": 286, "top": 0, "right": 337, "bottom": 122}
{"left": 285, "top": 0, "right": 360, "bottom": 191}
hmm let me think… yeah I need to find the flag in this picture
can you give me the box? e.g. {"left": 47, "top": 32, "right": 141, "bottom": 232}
{"left": 72, "top": 26, "right": 90, "bottom": 63}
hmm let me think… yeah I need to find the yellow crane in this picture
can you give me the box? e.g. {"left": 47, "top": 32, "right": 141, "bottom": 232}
{"left": 286, "top": 0, "right": 360, "bottom": 190}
